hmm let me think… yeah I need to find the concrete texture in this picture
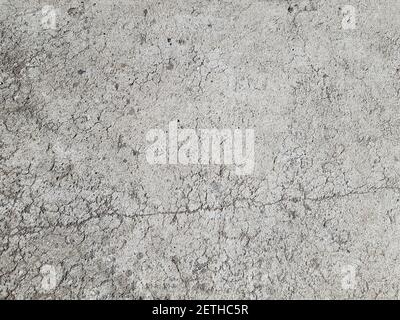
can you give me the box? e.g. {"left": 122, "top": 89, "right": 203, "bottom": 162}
{"left": 1, "top": 0, "right": 400, "bottom": 299}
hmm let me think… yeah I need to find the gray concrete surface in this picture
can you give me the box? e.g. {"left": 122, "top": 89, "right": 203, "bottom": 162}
{"left": 1, "top": 0, "right": 400, "bottom": 299}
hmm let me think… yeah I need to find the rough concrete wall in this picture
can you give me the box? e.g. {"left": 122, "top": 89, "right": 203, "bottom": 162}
{"left": 1, "top": 0, "right": 400, "bottom": 299}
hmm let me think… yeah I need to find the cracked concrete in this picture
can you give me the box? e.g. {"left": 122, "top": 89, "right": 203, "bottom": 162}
{"left": 1, "top": 0, "right": 400, "bottom": 299}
